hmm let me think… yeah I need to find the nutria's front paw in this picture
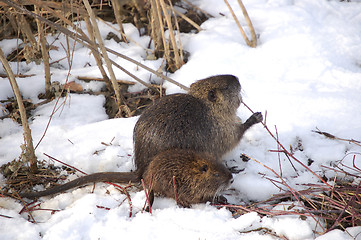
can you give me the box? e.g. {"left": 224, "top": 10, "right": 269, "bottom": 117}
{"left": 244, "top": 112, "right": 263, "bottom": 128}
{"left": 252, "top": 112, "right": 263, "bottom": 124}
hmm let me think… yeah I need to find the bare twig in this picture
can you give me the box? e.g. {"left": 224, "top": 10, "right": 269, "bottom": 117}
{"left": 275, "top": 125, "right": 282, "bottom": 177}
{"left": 106, "top": 181, "right": 133, "bottom": 217}
{"left": 0, "top": 74, "right": 35, "bottom": 78}
{"left": 313, "top": 129, "right": 361, "bottom": 147}
{"left": 141, "top": 178, "right": 152, "bottom": 214}
{"left": 77, "top": 76, "right": 136, "bottom": 85}
{"left": 44, "top": 153, "right": 87, "bottom": 175}
{"left": 13, "top": 191, "right": 37, "bottom": 223}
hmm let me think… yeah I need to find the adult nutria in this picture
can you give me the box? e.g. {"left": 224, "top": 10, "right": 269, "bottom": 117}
{"left": 134, "top": 74, "right": 263, "bottom": 176}
{"left": 20, "top": 149, "right": 233, "bottom": 207}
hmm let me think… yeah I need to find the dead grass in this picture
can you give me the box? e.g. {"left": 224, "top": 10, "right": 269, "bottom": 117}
{"left": 0, "top": 158, "right": 74, "bottom": 197}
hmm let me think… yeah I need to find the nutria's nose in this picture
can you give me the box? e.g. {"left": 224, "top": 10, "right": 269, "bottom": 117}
{"left": 230, "top": 178, "right": 234, "bottom": 184}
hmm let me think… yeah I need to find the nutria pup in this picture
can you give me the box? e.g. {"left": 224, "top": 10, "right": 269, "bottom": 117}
{"left": 134, "top": 74, "right": 263, "bottom": 176}
{"left": 143, "top": 149, "right": 232, "bottom": 207}
{"left": 20, "top": 149, "right": 232, "bottom": 207}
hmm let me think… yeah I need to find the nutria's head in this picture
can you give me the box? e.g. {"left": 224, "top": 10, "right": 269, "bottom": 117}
{"left": 189, "top": 75, "right": 241, "bottom": 114}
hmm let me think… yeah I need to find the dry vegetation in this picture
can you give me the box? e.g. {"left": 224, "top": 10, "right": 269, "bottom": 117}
{"left": 0, "top": 0, "right": 360, "bottom": 237}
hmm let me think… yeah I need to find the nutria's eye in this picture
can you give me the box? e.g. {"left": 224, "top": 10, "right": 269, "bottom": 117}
{"left": 200, "top": 164, "right": 208, "bottom": 173}
{"left": 207, "top": 89, "right": 217, "bottom": 102}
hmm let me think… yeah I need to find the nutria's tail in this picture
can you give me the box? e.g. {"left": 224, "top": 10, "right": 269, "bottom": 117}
{"left": 20, "top": 172, "right": 139, "bottom": 199}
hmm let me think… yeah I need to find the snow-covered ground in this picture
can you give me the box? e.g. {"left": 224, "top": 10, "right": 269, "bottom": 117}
{"left": 1, "top": 0, "right": 361, "bottom": 239}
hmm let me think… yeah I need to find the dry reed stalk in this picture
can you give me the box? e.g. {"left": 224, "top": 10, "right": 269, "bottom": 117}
{"left": 153, "top": 0, "right": 170, "bottom": 60}
{"left": 18, "top": 14, "right": 37, "bottom": 48}
{"left": 110, "top": 0, "right": 128, "bottom": 43}
{"left": 167, "top": 0, "right": 184, "bottom": 62}
{"left": 149, "top": 0, "right": 162, "bottom": 55}
{"left": 170, "top": 5, "right": 202, "bottom": 32}
{"left": 224, "top": 0, "right": 257, "bottom": 48}
{"left": 0, "top": 47, "right": 38, "bottom": 173}
{"left": 104, "top": 59, "right": 153, "bottom": 89}
{"left": 83, "top": 0, "right": 132, "bottom": 117}
{"left": 106, "top": 47, "right": 188, "bottom": 90}
{"left": 159, "top": 0, "right": 182, "bottom": 70}
{"left": 83, "top": 15, "right": 114, "bottom": 92}
{"left": 4, "top": 8, "right": 18, "bottom": 40}
{"left": 236, "top": 0, "right": 257, "bottom": 46}
{"left": 77, "top": 76, "right": 136, "bottom": 85}
{"left": 35, "top": 6, "right": 51, "bottom": 96}
{"left": 0, "top": 73, "right": 34, "bottom": 78}
{"left": 131, "top": 0, "right": 146, "bottom": 20}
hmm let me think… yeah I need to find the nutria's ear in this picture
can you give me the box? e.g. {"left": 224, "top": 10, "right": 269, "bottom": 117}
{"left": 207, "top": 89, "right": 217, "bottom": 102}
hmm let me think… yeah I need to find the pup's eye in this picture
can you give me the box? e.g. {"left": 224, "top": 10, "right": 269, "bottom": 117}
{"left": 200, "top": 164, "right": 208, "bottom": 173}
{"left": 207, "top": 89, "right": 217, "bottom": 102}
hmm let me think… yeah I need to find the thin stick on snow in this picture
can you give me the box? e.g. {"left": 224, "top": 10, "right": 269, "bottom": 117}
{"left": 274, "top": 125, "right": 283, "bottom": 177}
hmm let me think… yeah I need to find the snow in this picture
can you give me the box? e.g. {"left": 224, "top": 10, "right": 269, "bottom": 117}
{"left": 1, "top": 0, "right": 361, "bottom": 239}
